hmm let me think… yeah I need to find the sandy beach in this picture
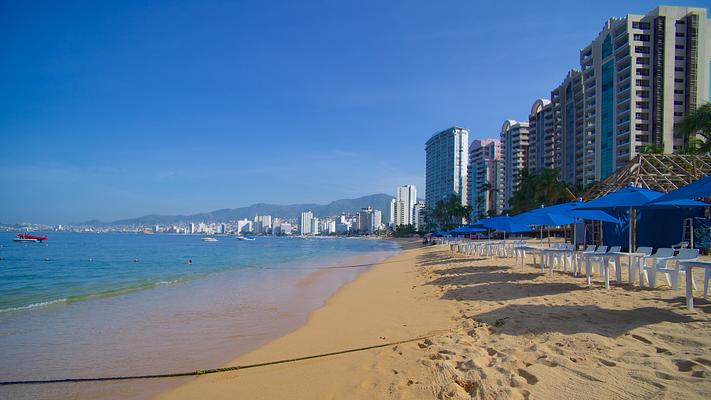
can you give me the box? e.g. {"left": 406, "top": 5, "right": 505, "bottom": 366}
{"left": 157, "top": 241, "right": 711, "bottom": 399}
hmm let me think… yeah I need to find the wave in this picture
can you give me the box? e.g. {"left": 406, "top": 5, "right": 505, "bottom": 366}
{"left": 0, "top": 278, "right": 186, "bottom": 314}
{"left": 0, "top": 298, "right": 69, "bottom": 313}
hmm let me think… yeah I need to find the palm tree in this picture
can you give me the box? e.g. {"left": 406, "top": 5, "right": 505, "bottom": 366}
{"left": 677, "top": 102, "right": 711, "bottom": 154}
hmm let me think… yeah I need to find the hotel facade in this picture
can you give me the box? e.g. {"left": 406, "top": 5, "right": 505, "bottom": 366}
{"left": 500, "top": 5, "right": 710, "bottom": 207}
{"left": 425, "top": 127, "right": 469, "bottom": 211}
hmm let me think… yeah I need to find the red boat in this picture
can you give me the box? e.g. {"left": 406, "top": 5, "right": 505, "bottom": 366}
{"left": 14, "top": 233, "right": 48, "bottom": 242}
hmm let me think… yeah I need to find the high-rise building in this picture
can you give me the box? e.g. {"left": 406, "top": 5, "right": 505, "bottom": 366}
{"left": 299, "top": 211, "right": 313, "bottom": 235}
{"left": 237, "top": 219, "right": 253, "bottom": 234}
{"left": 311, "top": 217, "right": 320, "bottom": 235}
{"left": 527, "top": 99, "right": 558, "bottom": 173}
{"left": 413, "top": 201, "right": 425, "bottom": 231}
{"left": 357, "top": 207, "right": 374, "bottom": 234}
{"left": 393, "top": 185, "right": 417, "bottom": 227}
{"left": 468, "top": 139, "right": 504, "bottom": 219}
{"left": 500, "top": 119, "right": 529, "bottom": 209}
{"left": 551, "top": 69, "right": 588, "bottom": 185}
{"left": 425, "top": 127, "right": 469, "bottom": 211}
{"left": 373, "top": 210, "right": 382, "bottom": 231}
{"left": 580, "top": 6, "right": 710, "bottom": 180}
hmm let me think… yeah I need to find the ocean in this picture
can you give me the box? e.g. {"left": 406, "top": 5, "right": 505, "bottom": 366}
{"left": 0, "top": 232, "right": 399, "bottom": 399}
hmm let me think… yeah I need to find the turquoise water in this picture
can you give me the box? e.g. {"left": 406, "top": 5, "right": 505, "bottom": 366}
{"left": 0, "top": 233, "right": 399, "bottom": 400}
{"left": 0, "top": 232, "right": 397, "bottom": 313}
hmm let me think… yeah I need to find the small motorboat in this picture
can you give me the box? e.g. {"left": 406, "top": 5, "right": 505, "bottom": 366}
{"left": 236, "top": 235, "right": 256, "bottom": 241}
{"left": 201, "top": 237, "right": 218, "bottom": 242}
{"left": 14, "top": 233, "right": 48, "bottom": 243}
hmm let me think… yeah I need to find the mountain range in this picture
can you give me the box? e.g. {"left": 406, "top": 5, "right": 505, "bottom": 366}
{"left": 83, "top": 194, "right": 397, "bottom": 226}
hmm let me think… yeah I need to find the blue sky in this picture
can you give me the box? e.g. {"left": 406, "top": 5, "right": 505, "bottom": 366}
{"left": 1, "top": 0, "right": 708, "bottom": 223}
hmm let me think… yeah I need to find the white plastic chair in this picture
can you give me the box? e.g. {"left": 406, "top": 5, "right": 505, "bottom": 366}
{"left": 641, "top": 248, "right": 674, "bottom": 288}
{"left": 628, "top": 246, "right": 653, "bottom": 283}
{"left": 652, "top": 248, "right": 700, "bottom": 290}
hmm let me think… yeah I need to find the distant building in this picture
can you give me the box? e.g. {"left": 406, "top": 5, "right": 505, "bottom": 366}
{"left": 357, "top": 207, "right": 374, "bottom": 234}
{"left": 237, "top": 219, "right": 253, "bottom": 234}
{"left": 500, "top": 119, "right": 529, "bottom": 210}
{"left": 277, "top": 223, "right": 292, "bottom": 235}
{"left": 468, "top": 139, "right": 504, "bottom": 219}
{"left": 373, "top": 210, "right": 382, "bottom": 231}
{"left": 393, "top": 185, "right": 417, "bottom": 227}
{"left": 527, "top": 99, "right": 558, "bottom": 173}
{"left": 413, "top": 201, "right": 425, "bottom": 231}
{"left": 425, "top": 127, "right": 469, "bottom": 211}
{"left": 299, "top": 211, "right": 313, "bottom": 235}
{"left": 189, "top": 223, "right": 196, "bottom": 235}
{"left": 311, "top": 217, "right": 321, "bottom": 235}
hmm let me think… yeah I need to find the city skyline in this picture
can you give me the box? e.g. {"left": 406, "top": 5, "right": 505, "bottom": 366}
{"left": 2, "top": 1, "right": 710, "bottom": 224}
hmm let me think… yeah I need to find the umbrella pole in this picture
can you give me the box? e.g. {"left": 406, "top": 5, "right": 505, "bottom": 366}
{"left": 691, "top": 218, "right": 694, "bottom": 249}
{"left": 547, "top": 227, "right": 551, "bottom": 247}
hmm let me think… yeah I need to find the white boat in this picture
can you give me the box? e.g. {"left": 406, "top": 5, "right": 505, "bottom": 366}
{"left": 236, "top": 236, "right": 256, "bottom": 241}
{"left": 13, "top": 237, "right": 40, "bottom": 243}
{"left": 201, "top": 237, "right": 218, "bottom": 242}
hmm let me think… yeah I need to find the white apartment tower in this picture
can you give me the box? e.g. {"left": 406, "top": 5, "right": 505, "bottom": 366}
{"left": 393, "top": 185, "right": 417, "bottom": 227}
{"left": 425, "top": 127, "right": 469, "bottom": 211}
{"left": 580, "top": 6, "right": 710, "bottom": 180}
{"left": 299, "top": 211, "right": 313, "bottom": 235}
{"left": 467, "top": 139, "right": 504, "bottom": 219}
{"left": 500, "top": 119, "right": 529, "bottom": 209}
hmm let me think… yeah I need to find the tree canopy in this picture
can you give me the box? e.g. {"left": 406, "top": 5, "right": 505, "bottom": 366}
{"left": 677, "top": 102, "right": 711, "bottom": 154}
{"left": 508, "top": 169, "right": 576, "bottom": 215}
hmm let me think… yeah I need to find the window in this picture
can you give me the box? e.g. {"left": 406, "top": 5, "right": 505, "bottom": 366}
{"left": 674, "top": 78, "right": 684, "bottom": 83}
{"left": 676, "top": 32, "right": 685, "bottom": 37}
{"left": 633, "top": 21, "right": 651, "bottom": 29}
{"left": 635, "top": 46, "right": 650, "bottom": 54}
{"left": 636, "top": 68, "right": 649, "bottom": 76}
{"left": 635, "top": 112, "right": 649, "bottom": 119}
{"left": 675, "top": 67, "right": 684, "bottom": 72}
{"left": 636, "top": 57, "right": 650, "bottom": 65}
{"left": 636, "top": 101, "right": 649, "bottom": 109}
{"left": 636, "top": 79, "right": 649, "bottom": 87}
{"left": 674, "top": 89, "right": 683, "bottom": 94}
{"left": 635, "top": 124, "right": 649, "bottom": 130}
{"left": 676, "top": 19, "right": 685, "bottom": 24}
{"left": 675, "top": 55, "right": 685, "bottom": 60}
{"left": 633, "top": 34, "right": 650, "bottom": 41}
{"left": 636, "top": 90, "right": 649, "bottom": 98}
{"left": 674, "top": 101, "right": 683, "bottom": 106}
{"left": 675, "top": 44, "right": 685, "bottom": 49}
{"left": 674, "top": 112, "right": 683, "bottom": 116}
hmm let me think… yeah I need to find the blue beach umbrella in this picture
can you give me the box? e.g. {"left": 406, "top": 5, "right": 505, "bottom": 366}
{"left": 450, "top": 226, "right": 487, "bottom": 236}
{"left": 568, "top": 209, "right": 621, "bottom": 224}
{"left": 648, "top": 175, "right": 711, "bottom": 203}
{"left": 478, "top": 216, "right": 532, "bottom": 233}
{"left": 577, "top": 187, "right": 663, "bottom": 209}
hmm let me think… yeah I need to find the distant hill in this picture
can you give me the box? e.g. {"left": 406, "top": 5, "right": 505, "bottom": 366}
{"left": 89, "top": 194, "right": 396, "bottom": 226}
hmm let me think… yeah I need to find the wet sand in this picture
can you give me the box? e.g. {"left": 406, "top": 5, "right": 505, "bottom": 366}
{"left": 158, "top": 242, "right": 711, "bottom": 399}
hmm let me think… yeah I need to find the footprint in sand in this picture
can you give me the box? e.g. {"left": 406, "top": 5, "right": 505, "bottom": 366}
{"left": 599, "top": 359, "right": 616, "bottom": 367}
{"left": 517, "top": 369, "right": 539, "bottom": 385}
{"left": 631, "top": 334, "right": 653, "bottom": 345}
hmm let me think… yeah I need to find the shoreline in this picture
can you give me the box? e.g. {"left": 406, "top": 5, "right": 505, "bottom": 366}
{"left": 157, "top": 242, "right": 711, "bottom": 399}
{"left": 155, "top": 239, "right": 457, "bottom": 399}
{"left": 0, "top": 237, "right": 400, "bottom": 400}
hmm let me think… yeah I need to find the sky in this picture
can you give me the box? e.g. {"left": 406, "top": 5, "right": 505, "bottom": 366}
{"left": 1, "top": 0, "right": 708, "bottom": 224}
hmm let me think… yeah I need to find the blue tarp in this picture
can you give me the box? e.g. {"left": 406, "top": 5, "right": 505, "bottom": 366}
{"left": 601, "top": 207, "right": 704, "bottom": 250}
